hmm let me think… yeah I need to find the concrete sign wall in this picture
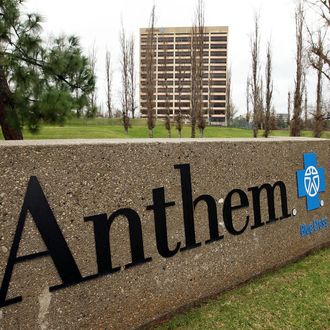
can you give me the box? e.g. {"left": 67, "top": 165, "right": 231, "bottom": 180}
{"left": 0, "top": 138, "right": 329, "bottom": 329}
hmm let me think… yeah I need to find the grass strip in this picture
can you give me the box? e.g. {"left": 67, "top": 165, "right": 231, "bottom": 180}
{"left": 156, "top": 248, "right": 330, "bottom": 330}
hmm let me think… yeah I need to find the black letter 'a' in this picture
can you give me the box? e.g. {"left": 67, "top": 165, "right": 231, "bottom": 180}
{"left": 0, "top": 176, "right": 82, "bottom": 308}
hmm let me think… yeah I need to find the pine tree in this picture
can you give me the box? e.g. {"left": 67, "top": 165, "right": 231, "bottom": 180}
{"left": 0, "top": 0, "right": 95, "bottom": 139}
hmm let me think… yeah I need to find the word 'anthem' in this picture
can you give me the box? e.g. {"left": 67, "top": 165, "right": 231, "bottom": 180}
{"left": 0, "top": 164, "right": 292, "bottom": 308}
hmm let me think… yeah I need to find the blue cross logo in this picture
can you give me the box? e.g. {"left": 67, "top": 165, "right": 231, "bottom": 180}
{"left": 296, "top": 153, "right": 326, "bottom": 211}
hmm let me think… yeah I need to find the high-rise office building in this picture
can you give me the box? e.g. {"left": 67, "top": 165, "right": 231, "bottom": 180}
{"left": 140, "top": 26, "right": 228, "bottom": 124}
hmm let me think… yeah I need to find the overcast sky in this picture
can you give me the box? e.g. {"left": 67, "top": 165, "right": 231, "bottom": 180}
{"left": 24, "top": 0, "right": 322, "bottom": 116}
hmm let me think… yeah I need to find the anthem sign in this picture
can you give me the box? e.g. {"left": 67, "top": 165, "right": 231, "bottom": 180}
{"left": 0, "top": 139, "right": 329, "bottom": 329}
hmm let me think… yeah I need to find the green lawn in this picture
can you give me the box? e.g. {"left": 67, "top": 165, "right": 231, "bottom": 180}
{"left": 0, "top": 118, "right": 329, "bottom": 139}
{"left": 157, "top": 248, "right": 330, "bottom": 330}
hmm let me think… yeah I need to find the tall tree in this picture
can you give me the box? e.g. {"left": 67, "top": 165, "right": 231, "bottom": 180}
{"left": 250, "top": 13, "right": 261, "bottom": 137}
{"left": 86, "top": 44, "right": 98, "bottom": 118}
{"left": 313, "top": 32, "right": 326, "bottom": 137}
{"left": 176, "top": 56, "right": 185, "bottom": 138}
{"left": 226, "top": 66, "right": 233, "bottom": 127}
{"left": 145, "top": 5, "right": 156, "bottom": 138}
{"left": 264, "top": 42, "right": 273, "bottom": 137}
{"left": 162, "top": 38, "right": 171, "bottom": 138}
{"left": 196, "top": 0, "right": 206, "bottom": 138}
{"left": 258, "top": 78, "right": 265, "bottom": 129}
{"left": 190, "top": 26, "right": 198, "bottom": 137}
{"left": 0, "top": 0, "right": 95, "bottom": 139}
{"left": 306, "top": 0, "right": 330, "bottom": 80}
{"left": 246, "top": 77, "right": 251, "bottom": 123}
{"left": 270, "top": 106, "right": 277, "bottom": 130}
{"left": 287, "top": 91, "right": 291, "bottom": 128}
{"left": 291, "top": 2, "right": 305, "bottom": 136}
{"left": 225, "top": 66, "right": 237, "bottom": 127}
{"left": 303, "top": 72, "right": 308, "bottom": 128}
{"left": 304, "top": 87, "right": 308, "bottom": 128}
{"left": 191, "top": 0, "right": 205, "bottom": 138}
{"left": 305, "top": 1, "right": 329, "bottom": 132}
{"left": 207, "top": 70, "right": 214, "bottom": 124}
{"left": 128, "top": 35, "right": 137, "bottom": 119}
{"left": 105, "top": 49, "right": 113, "bottom": 118}
{"left": 120, "top": 23, "right": 130, "bottom": 134}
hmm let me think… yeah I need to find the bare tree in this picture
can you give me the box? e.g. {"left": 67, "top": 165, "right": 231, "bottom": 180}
{"left": 176, "top": 56, "right": 185, "bottom": 138}
{"left": 175, "top": 111, "right": 184, "bottom": 138}
{"left": 270, "top": 106, "right": 277, "bottom": 130}
{"left": 196, "top": 105, "right": 206, "bottom": 137}
{"left": 190, "top": 27, "right": 198, "bottom": 137}
{"left": 86, "top": 44, "right": 98, "bottom": 118}
{"left": 197, "top": 0, "right": 206, "bottom": 137}
{"left": 145, "top": 5, "right": 156, "bottom": 137}
{"left": 302, "top": 72, "right": 308, "bottom": 128}
{"left": 226, "top": 66, "right": 234, "bottom": 127}
{"left": 304, "top": 88, "right": 308, "bottom": 128}
{"left": 313, "top": 32, "right": 326, "bottom": 137}
{"left": 258, "top": 78, "right": 265, "bottom": 129}
{"left": 208, "top": 71, "right": 214, "bottom": 124}
{"left": 191, "top": 0, "right": 205, "bottom": 138}
{"left": 246, "top": 77, "right": 251, "bottom": 123}
{"left": 287, "top": 91, "right": 291, "bottom": 128}
{"left": 264, "top": 42, "right": 273, "bottom": 137}
{"left": 291, "top": 2, "right": 305, "bottom": 136}
{"left": 162, "top": 39, "right": 171, "bottom": 137}
{"left": 120, "top": 23, "right": 130, "bottom": 134}
{"left": 306, "top": 0, "right": 330, "bottom": 80}
{"left": 250, "top": 13, "right": 261, "bottom": 137}
{"left": 128, "top": 36, "right": 137, "bottom": 119}
{"left": 310, "top": 0, "right": 330, "bottom": 25}
{"left": 305, "top": 1, "right": 329, "bottom": 133}
{"left": 105, "top": 49, "right": 113, "bottom": 118}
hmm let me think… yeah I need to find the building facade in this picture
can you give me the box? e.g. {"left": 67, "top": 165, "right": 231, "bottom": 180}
{"left": 140, "top": 26, "right": 228, "bottom": 124}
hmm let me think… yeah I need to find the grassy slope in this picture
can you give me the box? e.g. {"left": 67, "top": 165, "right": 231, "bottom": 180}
{"left": 0, "top": 118, "right": 329, "bottom": 139}
{"left": 157, "top": 248, "right": 330, "bottom": 330}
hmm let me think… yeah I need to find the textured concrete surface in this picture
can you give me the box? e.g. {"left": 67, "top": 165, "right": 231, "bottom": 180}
{"left": 0, "top": 139, "right": 329, "bottom": 329}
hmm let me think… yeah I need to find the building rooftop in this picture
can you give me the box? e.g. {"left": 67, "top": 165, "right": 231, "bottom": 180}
{"left": 140, "top": 26, "right": 228, "bottom": 34}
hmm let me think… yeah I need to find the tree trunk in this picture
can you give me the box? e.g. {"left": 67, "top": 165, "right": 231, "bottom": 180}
{"left": 314, "top": 60, "right": 323, "bottom": 138}
{"left": 253, "top": 125, "right": 258, "bottom": 138}
{"left": 191, "top": 119, "right": 196, "bottom": 138}
{"left": 290, "top": 3, "right": 304, "bottom": 137}
{"left": 0, "top": 67, "right": 23, "bottom": 140}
